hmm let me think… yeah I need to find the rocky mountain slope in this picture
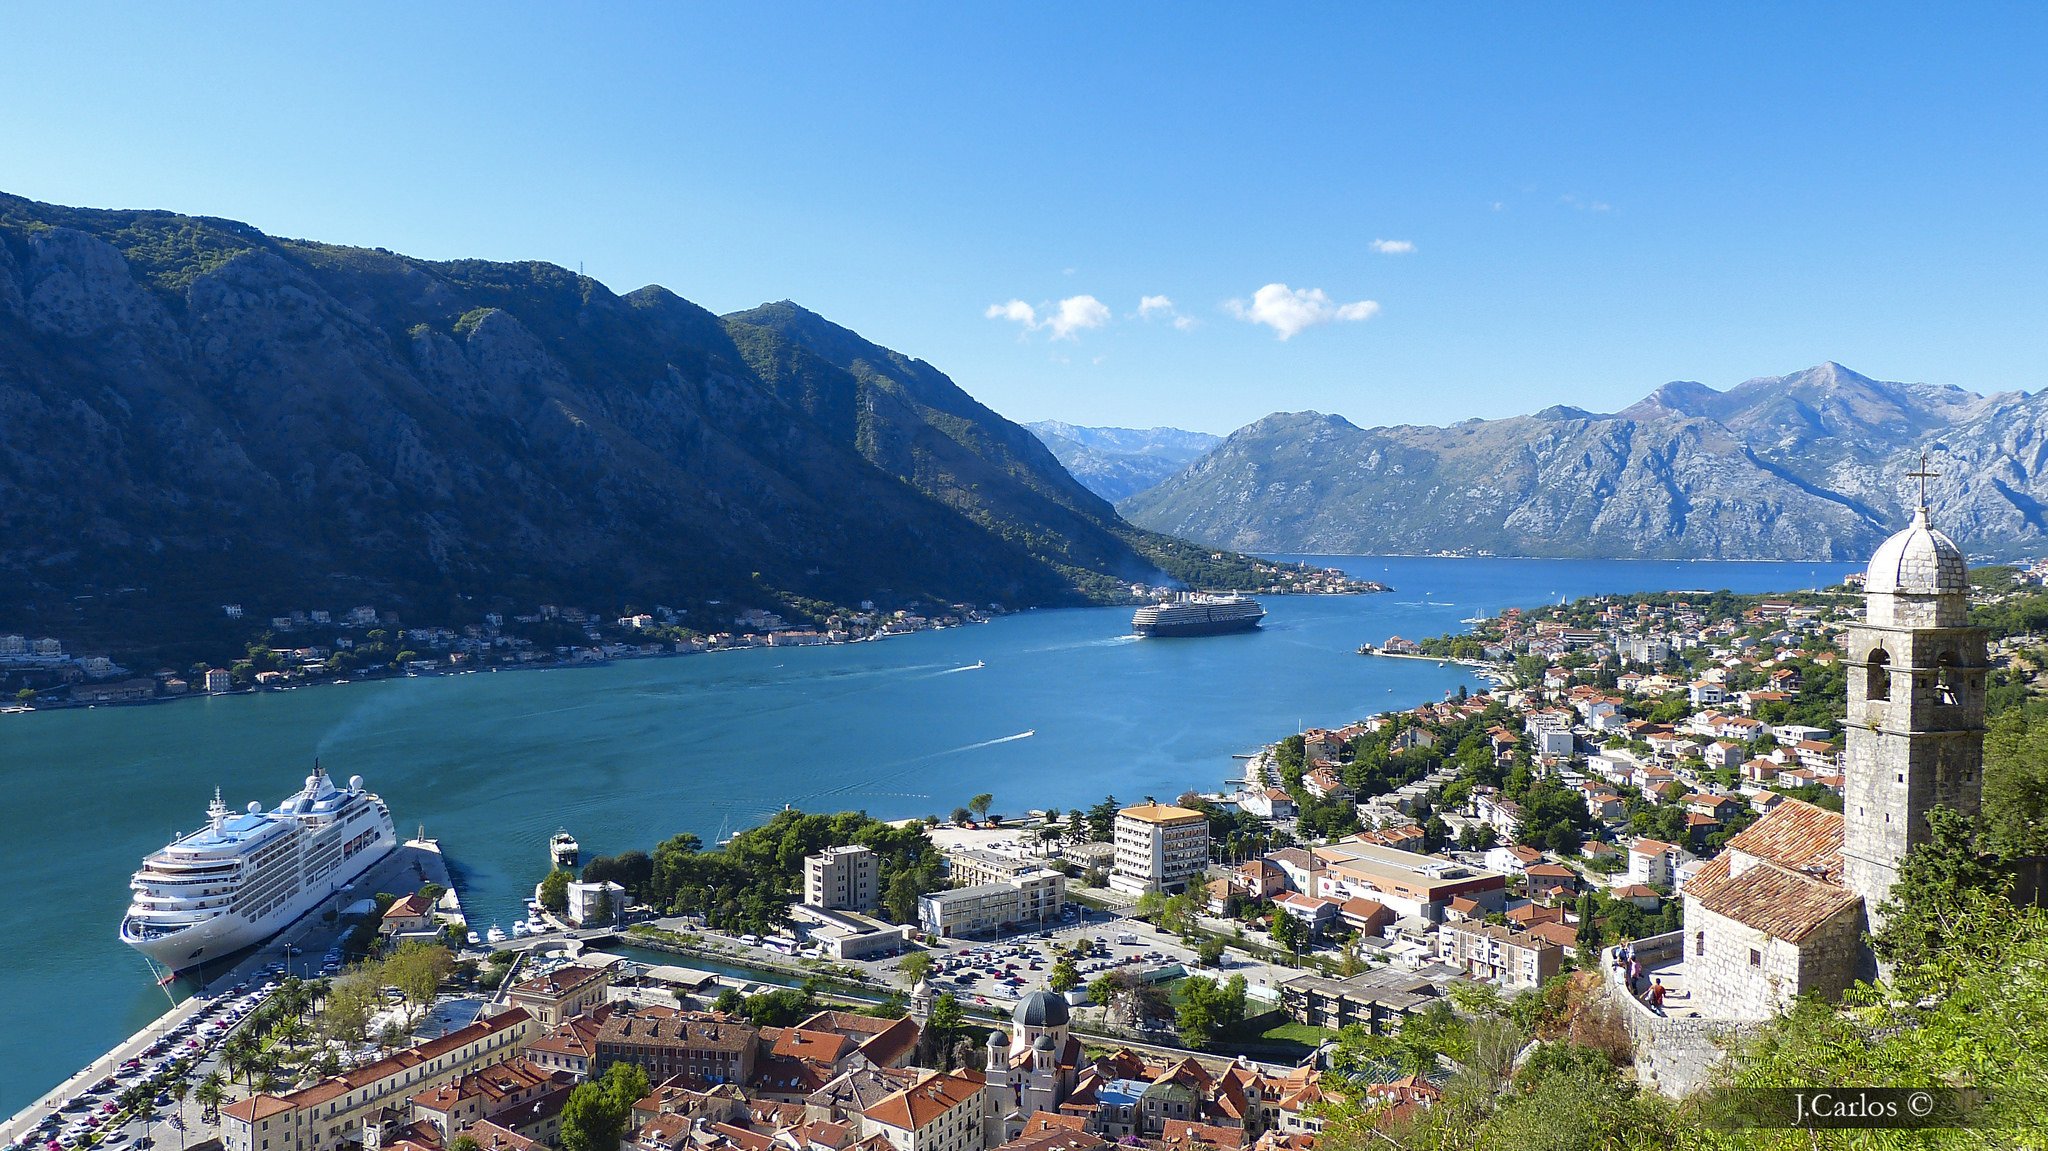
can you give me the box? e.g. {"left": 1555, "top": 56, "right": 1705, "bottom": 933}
{"left": 0, "top": 194, "right": 1276, "bottom": 660}
{"left": 1121, "top": 364, "right": 2047, "bottom": 560}
{"left": 1025, "top": 422, "right": 1221, "bottom": 503}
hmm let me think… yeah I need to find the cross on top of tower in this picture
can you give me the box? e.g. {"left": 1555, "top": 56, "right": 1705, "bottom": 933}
{"left": 1905, "top": 451, "right": 1940, "bottom": 510}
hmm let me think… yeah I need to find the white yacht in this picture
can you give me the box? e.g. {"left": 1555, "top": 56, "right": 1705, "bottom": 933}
{"left": 549, "top": 830, "right": 580, "bottom": 871}
{"left": 120, "top": 763, "right": 396, "bottom": 977}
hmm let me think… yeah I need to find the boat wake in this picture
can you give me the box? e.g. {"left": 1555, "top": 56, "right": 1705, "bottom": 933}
{"left": 938, "top": 661, "right": 985, "bottom": 675}
{"left": 781, "top": 730, "right": 1036, "bottom": 808}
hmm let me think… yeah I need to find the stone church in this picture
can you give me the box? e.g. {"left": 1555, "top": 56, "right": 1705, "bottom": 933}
{"left": 1682, "top": 501, "right": 1987, "bottom": 1020}
{"left": 980, "top": 990, "right": 1084, "bottom": 1147}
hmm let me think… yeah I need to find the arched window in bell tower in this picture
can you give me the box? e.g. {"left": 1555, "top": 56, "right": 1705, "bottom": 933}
{"left": 1935, "top": 653, "right": 1959, "bottom": 706}
{"left": 1866, "top": 648, "right": 1891, "bottom": 702}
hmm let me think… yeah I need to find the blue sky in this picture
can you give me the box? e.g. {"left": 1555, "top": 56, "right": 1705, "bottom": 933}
{"left": 4, "top": 3, "right": 2043, "bottom": 433}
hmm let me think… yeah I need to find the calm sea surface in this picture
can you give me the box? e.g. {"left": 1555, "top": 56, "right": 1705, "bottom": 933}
{"left": 0, "top": 555, "right": 1853, "bottom": 1111}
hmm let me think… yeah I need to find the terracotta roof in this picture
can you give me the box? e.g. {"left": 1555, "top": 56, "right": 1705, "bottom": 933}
{"left": 1721, "top": 798, "right": 1843, "bottom": 877}
{"left": 1525, "top": 921, "right": 1579, "bottom": 949}
{"left": 1118, "top": 803, "right": 1205, "bottom": 825}
{"left": 383, "top": 893, "right": 432, "bottom": 919}
{"left": 1339, "top": 897, "right": 1390, "bottom": 923}
{"left": 993, "top": 1127, "right": 1111, "bottom": 1151}
{"left": 221, "top": 1095, "right": 293, "bottom": 1123}
{"left": 510, "top": 963, "right": 610, "bottom": 1000}
{"left": 1506, "top": 903, "right": 1563, "bottom": 926}
{"left": 862, "top": 1069, "right": 984, "bottom": 1131}
{"left": 229, "top": 1008, "right": 533, "bottom": 1113}
{"left": 854, "top": 1016, "right": 920, "bottom": 1067}
{"left": 1686, "top": 853, "right": 1861, "bottom": 942}
{"left": 1160, "top": 1120, "right": 1245, "bottom": 1149}
{"left": 1630, "top": 839, "right": 1677, "bottom": 855}
{"left": 772, "top": 1027, "right": 854, "bottom": 1064}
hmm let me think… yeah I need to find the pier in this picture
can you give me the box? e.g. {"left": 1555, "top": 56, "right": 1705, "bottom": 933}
{"left": 1, "top": 838, "right": 462, "bottom": 1145}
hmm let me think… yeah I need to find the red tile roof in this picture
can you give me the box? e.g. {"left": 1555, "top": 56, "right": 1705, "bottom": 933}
{"left": 1686, "top": 853, "right": 1861, "bottom": 942}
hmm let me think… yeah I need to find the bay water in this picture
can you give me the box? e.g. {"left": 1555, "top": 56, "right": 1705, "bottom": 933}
{"left": 0, "top": 555, "right": 1854, "bottom": 1111}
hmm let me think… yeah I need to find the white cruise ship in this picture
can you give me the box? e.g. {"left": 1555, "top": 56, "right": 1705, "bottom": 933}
{"left": 1131, "top": 592, "right": 1266, "bottom": 637}
{"left": 120, "top": 763, "right": 396, "bottom": 976}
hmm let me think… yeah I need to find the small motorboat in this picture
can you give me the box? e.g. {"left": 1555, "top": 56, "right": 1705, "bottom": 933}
{"left": 485, "top": 924, "right": 508, "bottom": 944}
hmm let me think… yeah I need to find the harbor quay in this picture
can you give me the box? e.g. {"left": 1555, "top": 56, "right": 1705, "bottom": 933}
{"left": 0, "top": 839, "right": 461, "bottom": 1147}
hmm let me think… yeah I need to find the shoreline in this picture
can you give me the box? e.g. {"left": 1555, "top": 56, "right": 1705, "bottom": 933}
{"left": 6, "top": 587, "right": 1390, "bottom": 719}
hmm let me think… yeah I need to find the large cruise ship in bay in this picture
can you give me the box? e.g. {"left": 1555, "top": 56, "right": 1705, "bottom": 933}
{"left": 120, "top": 764, "right": 396, "bottom": 976}
{"left": 1131, "top": 592, "right": 1267, "bottom": 637}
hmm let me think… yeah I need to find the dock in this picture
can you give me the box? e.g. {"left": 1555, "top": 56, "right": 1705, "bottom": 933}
{"left": 1, "top": 837, "right": 465, "bottom": 1143}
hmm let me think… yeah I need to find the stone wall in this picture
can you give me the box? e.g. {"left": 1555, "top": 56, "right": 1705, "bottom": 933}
{"left": 1600, "top": 934, "right": 1756, "bottom": 1099}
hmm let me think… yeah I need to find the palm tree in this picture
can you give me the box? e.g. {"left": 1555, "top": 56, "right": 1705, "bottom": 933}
{"left": 220, "top": 1033, "right": 259, "bottom": 1089}
{"left": 193, "top": 1073, "right": 226, "bottom": 1123}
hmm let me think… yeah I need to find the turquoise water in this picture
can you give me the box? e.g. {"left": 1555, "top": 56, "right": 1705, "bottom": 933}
{"left": 0, "top": 555, "right": 1854, "bottom": 1111}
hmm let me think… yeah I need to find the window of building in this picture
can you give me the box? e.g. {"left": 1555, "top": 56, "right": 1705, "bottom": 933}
{"left": 1866, "top": 649, "right": 1891, "bottom": 701}
{"left": 1749, "top": 948, "right": 1762, "bottom": 967}
{"left": 1696, "top": 930, "right": 1706, "bottom": 957}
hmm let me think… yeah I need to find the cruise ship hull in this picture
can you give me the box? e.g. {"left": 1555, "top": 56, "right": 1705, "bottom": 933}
{"left": 1133, "top": 616, "right": 1264, "bottom": 637}
{"left": 121, "top": 835, "right": 394, "bottom": 974}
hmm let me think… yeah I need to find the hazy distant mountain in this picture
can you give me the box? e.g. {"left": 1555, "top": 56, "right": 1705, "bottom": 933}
{"left": 1026, "top": 421, "right": 1222, "bottom": 502}
{"left": 1121, "top": 363, "right": 2048, "bottom": 560}
{"left": 0, "top": 194, "right": 1285, "bottom": 662}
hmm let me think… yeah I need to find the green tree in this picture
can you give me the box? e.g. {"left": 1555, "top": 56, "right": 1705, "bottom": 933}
{"left": 742, "top": 987, "right": 816, "bottom": 1027}
{"left": 883, "top": 869, "right": 924, "bottom": 924}
{"left": 193, "top": 1072, "right": 226, "bottom": 1122}
{"left": 1573, "top": 891, "right": 1602, "bottom": 967}
{"left": 928, "top": 992, "right": 964, "bottom": 1042}
{"left": 1270, "top": 908, "right": 1307, "bottom": 961}
{"left": 897, "top": 950, "right": 933, "bottom": 988}
{"left": 969, "top": 793, "right": 995, "bottom": 821}
{"left": 449, "top": 1139, "right": 481, "bottom": 1151}
{"left": 1983, "top": 709, "right": 2048, "bottom": 856}
{"left": 559, "top": 1062, "right": 651, "bottom": 1151}
{"left": 1195, "top": 936, "right": 1226, "bottom": 969}
{"left": 538, "top": 867, "right": 573, "bottom": 913}
{"left": 384, "top": 941, "right": 454, "bottom": 1024}
{"left": 1871, "top": 806, "right": 2010, "bottom": 982}
{"left": 1085, "top": 796, "right": 1121, "bottom": 841}
{"left": 1048, "top": 953, "right": 1081, "bottom": 993}
{"left": 1175, "top": 974, "right": 1248, "bottom": 1047}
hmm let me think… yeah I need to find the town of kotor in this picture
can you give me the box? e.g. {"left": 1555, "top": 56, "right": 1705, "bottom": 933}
{"left": 4, "top": 7, "right": 2045, "bottom": 1150}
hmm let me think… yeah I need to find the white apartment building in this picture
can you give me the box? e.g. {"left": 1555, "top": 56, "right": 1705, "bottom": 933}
{"left": 918, "top": 869, "right": 1065, "bottom": 938}
{"left": 1109, "top": 802, "right": 1209, "bottom": 895}
{"left": 806, "top": 844, "right": 881, "bottom": 914}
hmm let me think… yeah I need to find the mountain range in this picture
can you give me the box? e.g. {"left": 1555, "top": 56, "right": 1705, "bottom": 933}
{"left": 1120, "top": 363, "right": 2048, "bottom": 560}
{"left": 1024, "top": 422, "right": 1221, "bottom": 503}
{"left": 0, "top": 194, "right": 1280, "bottom": 663}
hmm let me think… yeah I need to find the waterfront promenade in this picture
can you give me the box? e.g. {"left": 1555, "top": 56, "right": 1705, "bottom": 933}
{"left": 1, "top": 839, "right": 460, "bottom": 1146}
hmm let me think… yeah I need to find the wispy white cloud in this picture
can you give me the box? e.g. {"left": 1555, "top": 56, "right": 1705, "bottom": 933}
{"left": 1370, "top": 239, "right": 1415, "bottom": 254}
{"left": 1561, "top": 193, "right": 1611, "bottom": 213}
{"left": 1136, "top": 294, "right": 1198, "bottom": 330}
{"left": 1225, "top": 284, "right": 1379, "bottom": 340}
{"left": 1046, "top": 295, "right": 1111, "bottom": 340}
{"left": 985, "top": 299, "right": 1037, "bottom": 328}
{"left": 987, "top": 294, "right": 1111, "bottom": 340}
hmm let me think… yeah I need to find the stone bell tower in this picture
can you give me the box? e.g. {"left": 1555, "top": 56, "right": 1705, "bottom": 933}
{"left": 1841, "top": 469, "right": 1987, "bottom": 928}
